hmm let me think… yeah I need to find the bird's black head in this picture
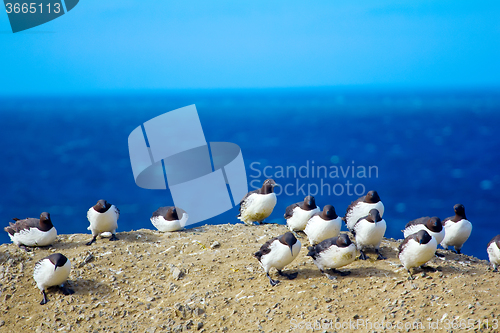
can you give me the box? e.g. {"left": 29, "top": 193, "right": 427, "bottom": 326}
{"left": 427, "top": 217, "right": 442, "bottom": 232}
{"left": 322, "top": 205, "right": 338, "bottom": 220}
{"left": 280, "top": 232, "right": 298, "bottom": 256}
{"left": 261, "top": 179, "right": 277, "bottom": 194}
{"left": 164, "top": 207, "right": 179, "bottom": 221}
{"left": 454, "top": 204, "right": 466, "bottom": 219}
{"left": 365, "top": 191, "right": 381, "bottom": 203}
{"left": 94, "top": 199, "right": 111, "bottom": 213}
{"left": 40, "top": 212, "right": 51, "bottom": 222}
{"left": 48, "top": 253, "right": 68, "bottom": 270}
{"left": 367, "top": 209, "right": 382, "bottom": 223}
{"left": 39, "top": 212, "right": 53, "bottom": 229}
{"left": 336, "top": 234, "right": 352, "bottom": 247}
{"left": 416, "top": 230, "right": 432, "bottom": 245}
{"left": 303, "top": 196, "right": 316, "bottom": 209}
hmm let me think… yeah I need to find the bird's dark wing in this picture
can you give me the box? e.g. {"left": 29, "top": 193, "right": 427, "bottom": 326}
{"left": 284, "top": 203, "right": 300, "bottom": 219}
{"left": 487, "top": 234, "right": 500, "bottom": 249}
{"left": 343, "top": 195, "right": 365, "bottom": 222}
{"left": 398, "top": 234, "right": 416, "bottom": 254}
{"left": 237, "top": 189, "right": 260, "bottom": 216}
{"left": 307, "top": 237, "right": 337, "bottom": 260}
{"left": 254, "top": 236, "right": 278, "bottom": 261}
{"left": 151, "top": 206, "right": 173, "bottom": 218}
{"left": 405, "top": 217, "right": 430, "bottom": 229}
{"left": 4, "top": 218, "right": 39, "bottom": 235}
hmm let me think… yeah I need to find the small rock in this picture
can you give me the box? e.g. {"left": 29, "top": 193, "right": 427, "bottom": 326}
{"left": 197, "top": 322, "right": 204, "bottom": 330}
{"left": 79, "top": 254, "right": 94, "bottom": 268}
{"left": 0, "top": 320, "right": 5, "bottom": 327}
{"left": 193, "top": 308, "right": 205, "bottom": 316}
{"left": 172, "top": 267, "right": 184, "bottom": 280}
{"left": 210, "top": 241, "right": 220, "bottom": 249}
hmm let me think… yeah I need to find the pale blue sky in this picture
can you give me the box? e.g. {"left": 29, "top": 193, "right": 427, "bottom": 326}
{"left": 0, "top": 0, "right": 499, "bottom": 94}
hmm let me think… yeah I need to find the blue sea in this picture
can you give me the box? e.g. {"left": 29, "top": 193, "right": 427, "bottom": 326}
{"left": 1, "top": 89, "right": 499, "bottom": 260}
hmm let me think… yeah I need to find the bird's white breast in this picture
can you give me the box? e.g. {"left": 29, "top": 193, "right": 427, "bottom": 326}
{"left": 239, "top": 193, "right": 277, "bottom": 223}
{"left": 151, "top": 213, "right": 188, "bottom": 232}
{"left": 287, "top": 207, "right": 320, "bottom": 231}
{"left": 9, "top": 227, "right": 57, "bottom": 247}
{"left": 487, "top": 242, "right": 500, "bottom": 266}
{"left": 87, "top": 206, "right": 119, "bottom": 235}
{"left": 312, "top": 243, "right": 356, "bottom": 271}
{"left": 399, "top": 237, "right": 437, "bottom": 270}
{"left": 260, "top": 240, "right": 301, "bottom": 272}
{"left": 346, "top": 201, "right": 384, "bottom": 230}
{"left": 354, "top": 219, "right": 386, "bottom": 249}
{"left": 34, "top": 259, "right": 71, "bottom": 291}
{"left": 403, "top": 225, "right": 445, "bottom": 245}
{"left": 304, "top": 216, "right": 342, "bottom": 245}
{"left": 440, "top": 219, "right": 472, "bottom": 248}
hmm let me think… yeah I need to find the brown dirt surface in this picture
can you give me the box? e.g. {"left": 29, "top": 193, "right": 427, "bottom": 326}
{"left": 1, "top": 223, "right": 499, "bottom": 332}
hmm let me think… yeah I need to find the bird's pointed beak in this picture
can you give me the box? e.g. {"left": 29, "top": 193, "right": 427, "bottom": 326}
{"left": 289, "top": 245, "right": 294, "bottom": 256}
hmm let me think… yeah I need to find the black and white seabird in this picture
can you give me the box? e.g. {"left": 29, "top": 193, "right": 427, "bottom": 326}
{"left": 151, "top": 206, "right": 188, "bottom": 232}
{"left": 306, "top": 234, "right": 356, "bottom": 279}
{"left": 440, "top": 204, "right": 472, "bottom": 254}
{"left": 4, "top": 212, "right": 57, "bottom": 248}
{"left": 33, "top": 253, "right": 74, "bottom": 305}
{"left": 398, "top": 230, "right": 437, "bottom": 280}
{"left": 344, "top": 190, "right": 384, "bottom": 233}
{"left": 237, "top": 179, "right": 277, "bottom": 225}
{"left": 254, "top": 232, "right": 301, "bottom": 286}
{"left": 304, "top": 205, "right": 342, "bottom": 245}
{"left": 284, "top": 196, "right": 320, "bottom": 232}
{"left": 487, "top": 234, "right": 500, "bottom": 272}
{"left": 353, "top": 209, "right": 387, "bottom": 260}
{"left": 86, "top": 199, "right": 120, "bottom": 245}
{"left": 403, "top": 216, "right": 445, "bottom": 245}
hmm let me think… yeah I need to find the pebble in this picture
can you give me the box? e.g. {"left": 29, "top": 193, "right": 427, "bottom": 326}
{"left": 172, "top": 267, "right": 183, "bottom": 280}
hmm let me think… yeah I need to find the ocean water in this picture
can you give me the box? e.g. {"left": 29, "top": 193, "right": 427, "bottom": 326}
{"left": 1, "top": 89, "right": 499, "bottom": 260}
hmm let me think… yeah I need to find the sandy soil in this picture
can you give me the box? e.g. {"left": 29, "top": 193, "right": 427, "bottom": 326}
{"left": 1, "top": 223, "right": 499, "bottom": 333}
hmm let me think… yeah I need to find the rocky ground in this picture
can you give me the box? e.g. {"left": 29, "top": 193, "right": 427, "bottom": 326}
{"left": 0, "top": 223, "right": 499, "bottom": 332}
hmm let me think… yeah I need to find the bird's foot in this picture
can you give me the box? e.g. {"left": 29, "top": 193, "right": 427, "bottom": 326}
{"left": 40, "top": 291, "right": 48, "bottom": 305}
{"left": 358, "top": 251, "right": 368, "bottom": 260}
{"left": 266, "top": 273, "right": 280, "bottom": 286}
{"left": 86, "top": 236, "right": 97, "bottom": 246}
{"left": 19, "top": 245, "right": 31, "bottom": 252}
{"left": 376, "top": 250, "right": 386, "bottom": 260}
{"left": 109, "top": 234, "right": 119, "bottom": 241}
